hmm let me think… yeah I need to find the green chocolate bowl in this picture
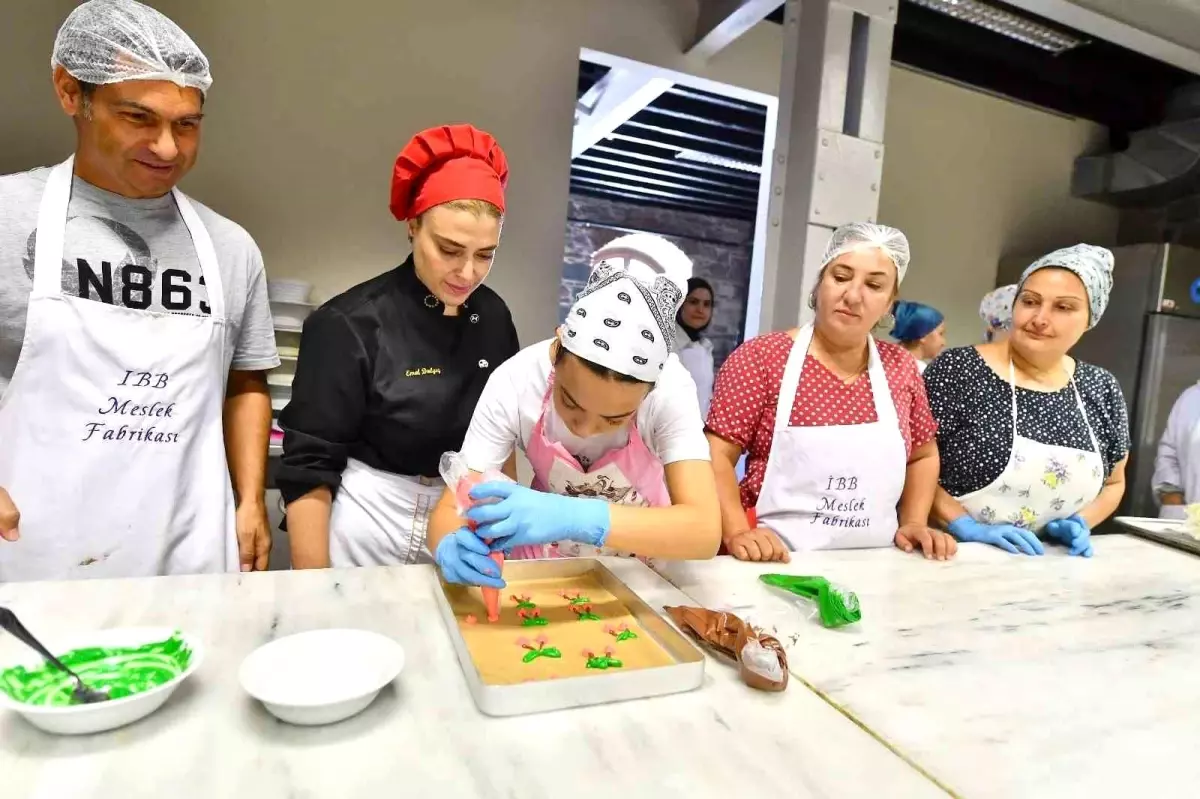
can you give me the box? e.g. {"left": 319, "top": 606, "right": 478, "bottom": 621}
{"left": 0, "top": 627, "right": 202, "bottom": 735}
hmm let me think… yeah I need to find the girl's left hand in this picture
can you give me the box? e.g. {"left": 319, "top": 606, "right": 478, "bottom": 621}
{"left": 895, "top": 523, "right": 957, "bottom": 560}
{"left": 466, "top": 482, "right": 611, "bottom": 551}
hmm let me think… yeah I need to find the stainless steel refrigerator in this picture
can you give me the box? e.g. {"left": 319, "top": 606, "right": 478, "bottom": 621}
{"left": 996, "top": 243, "right": 1200, "bottom": 522}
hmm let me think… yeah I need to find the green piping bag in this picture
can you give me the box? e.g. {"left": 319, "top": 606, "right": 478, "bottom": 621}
{"left": 760, "top": 574, "right": 861, "bottom": 628}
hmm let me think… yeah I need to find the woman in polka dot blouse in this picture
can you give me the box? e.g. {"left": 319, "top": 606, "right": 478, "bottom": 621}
{"left": 706, "top": 223, "right": 956, "bottom": 562}
{"left": 926, "top": 244, "right": 1130, "bottom": 558}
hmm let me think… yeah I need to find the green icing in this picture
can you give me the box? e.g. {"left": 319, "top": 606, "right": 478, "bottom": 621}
{"left": 521, "top": 646, "right": 562, "bottom": 664}
{"left": 0, "top": 632, "right": 191, "bottom": 706}
{"left": 520, "top": 616, "right": 549, "bottom": 627}
{"left": 614, "top": 628, "right": 638, "bottom": 642}
{"left": 585, "top": 655, "right": 623, "bottom": 670}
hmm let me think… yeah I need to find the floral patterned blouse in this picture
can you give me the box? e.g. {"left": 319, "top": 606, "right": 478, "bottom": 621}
{"left": 923, "top": 346, "right": 1130, "bottom": 498}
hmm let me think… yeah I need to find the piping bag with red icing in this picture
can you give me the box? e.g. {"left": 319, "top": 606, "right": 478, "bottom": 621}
{"left": 440, "top": 451, "right": 512, "bottom": 622}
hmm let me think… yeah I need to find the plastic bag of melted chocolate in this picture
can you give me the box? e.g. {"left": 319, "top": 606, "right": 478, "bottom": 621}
{"left": 663, "top": 605, "right": 788, "bottom": 692}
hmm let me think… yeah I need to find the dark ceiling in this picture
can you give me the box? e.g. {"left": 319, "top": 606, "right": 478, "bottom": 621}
{"left": 571, "top": 61, "right": 765, "bottom": 220}
{"left": 570, "top": 0, "right": 1196, "bottom": 222}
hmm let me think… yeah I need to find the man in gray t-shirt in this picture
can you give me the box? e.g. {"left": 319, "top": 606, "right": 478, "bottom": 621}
{"left": 0, "top": 0, "right": 280, "bottom": 579}
{"left": 0, "top": 169, "right": 279, "bottom": 394}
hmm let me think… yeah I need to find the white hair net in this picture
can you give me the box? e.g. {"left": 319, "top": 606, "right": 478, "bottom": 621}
{"left": 51, "top": 0, "right": 212, "bottom": 95}
{"left": 820, "top": 222, "right": 911, "bottom": 283}
{"left": 590, "top": 233, "right": 692, "bottom": 295}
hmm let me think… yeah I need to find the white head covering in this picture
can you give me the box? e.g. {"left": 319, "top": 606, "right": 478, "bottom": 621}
{"left": 979, "top": 284, "right": 1018, "bottom": 333}
{"left": 821, "top": 222, "right": 911, "bottom": 283}
{"left": 561, "top": 258, "right": 685, "bottom": 383}
{"left": 52, "top": 0, "right": 212, "bottom": 95}
{"left": 590, "top": 233, "right": 693, "bottom": 288}
{"left": 1018, "top": 244, "right": 1114, "bottom": 329}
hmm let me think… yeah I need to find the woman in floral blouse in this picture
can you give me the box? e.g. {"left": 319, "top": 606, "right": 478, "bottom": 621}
{"left": 925, "top": 245, "right": 1130, "bottom": 558}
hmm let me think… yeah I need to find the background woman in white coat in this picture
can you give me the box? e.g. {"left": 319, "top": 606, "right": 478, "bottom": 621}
{"left": 676, "top": 277, "right": 716, "bottom": 415}
{"left": 706, "top": 223, "right": 956, "bottom": 563}
{"left": 927, "top": 245, "right": 1129, "bottom": 557}
{"left": 1152, "top": 381, "right": 1200, "bottom": 519}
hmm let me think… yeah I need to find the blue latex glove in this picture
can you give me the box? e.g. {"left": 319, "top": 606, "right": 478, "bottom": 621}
{"left": 947, "top": 515, "right": 1045, "bottom": 556}
{"left": 466, "top": 482, "right": 610, "bottom": 551}
{"left": 434, "top": 528, "right": 506, "bottom": 588}
{"left": 1043, "top": 514, "right": 1094, "bottom": 558}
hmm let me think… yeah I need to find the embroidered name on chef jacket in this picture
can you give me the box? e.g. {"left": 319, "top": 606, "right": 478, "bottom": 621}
{"left": 405, "top": 366, "right": 443, "bottom": 377}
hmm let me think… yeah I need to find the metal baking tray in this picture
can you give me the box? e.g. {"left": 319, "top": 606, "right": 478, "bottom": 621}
{"left": 433, "top": 558, "right": 706, "bottom": 717}
{"left": 1114, "top": 516, "right": 1200, "bottom": 557}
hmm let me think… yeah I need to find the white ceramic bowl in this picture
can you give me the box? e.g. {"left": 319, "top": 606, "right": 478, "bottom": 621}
{"left": 0, "top": 627, "right": 202, "bottom": 736}
{"left": 239, "top": 629, "right": 404, "bottom": 726}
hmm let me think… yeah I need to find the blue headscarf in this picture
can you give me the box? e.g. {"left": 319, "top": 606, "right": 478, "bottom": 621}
{"left": 891, "top": 300, "right": 944, "bottom": 343}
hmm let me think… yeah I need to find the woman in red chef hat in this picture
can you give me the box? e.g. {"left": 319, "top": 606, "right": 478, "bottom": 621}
{"left": 278, "top": 124, "right": 521, "bottom": 569}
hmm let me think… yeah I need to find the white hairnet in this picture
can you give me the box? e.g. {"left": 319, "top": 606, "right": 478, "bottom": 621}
{"left": 820, "top": 222, "right": 911, "bottom": 283}
{"left": 51, "top": 0, "right": 212, "bottom": 94}
{"left": 590, "top": 233, "right": 692, "bottom": 296}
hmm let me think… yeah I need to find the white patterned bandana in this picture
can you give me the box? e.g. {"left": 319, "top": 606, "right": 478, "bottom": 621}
{"left": 560, "top": 260, "right": 684, "bottom": 383}
{"left": 979, "top": 284, "right": 1017, "bottom": 332}
{"left": 1019, "top": 244, "right": 1114, "bottom": 329}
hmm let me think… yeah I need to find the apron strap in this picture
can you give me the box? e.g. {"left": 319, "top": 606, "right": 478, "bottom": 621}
{"left": 171, "top": 189, "right": 226, "bottom": 318}
{"left": 31, "top": 158, "right": 76, "bottom": 298}
{"left": 774, "top": 325, "right": 898, "bottom": 431}
{"left": 774, "top": 324, "right": 812, "bottom": 430}
{"left": 1008, "top": 359, "right": 1102, "bottom": 458}
{"left": 864, "top": 335, "right": 899, "bottom": 430}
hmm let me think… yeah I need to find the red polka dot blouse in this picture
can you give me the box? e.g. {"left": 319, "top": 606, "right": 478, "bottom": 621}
{"left": 705, "top": 331, "right": 937, "bottom": 509}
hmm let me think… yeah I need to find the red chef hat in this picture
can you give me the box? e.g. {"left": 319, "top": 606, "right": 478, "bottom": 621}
{"left": 390, "top": 124, "right": 509, "bottom": 221}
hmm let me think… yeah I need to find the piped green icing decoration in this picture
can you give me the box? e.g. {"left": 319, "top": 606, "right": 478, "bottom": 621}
{"left": 511, "top": 595, "right": 536, "bottom": 610}
{"left": 585, "top": 654, "right": 623, "bottom": 670}
{"left": 0, "top": 632, "right": 191, "bottom": 706}
{"left": 615, "top": 628, "right": 638, "bottom": 642}
{"left": 520, "top": 616, "right": 549, "bottom": 627}
{"left": 760, "top": 574, "right": 862, "bottom": 628}
{"left": 521, "top": 647, "right": 562, "bottom": 663}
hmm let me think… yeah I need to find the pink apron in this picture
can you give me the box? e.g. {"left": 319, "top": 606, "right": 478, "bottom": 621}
{"left": 507, "top": 376, "right": 670, "bottom": 560}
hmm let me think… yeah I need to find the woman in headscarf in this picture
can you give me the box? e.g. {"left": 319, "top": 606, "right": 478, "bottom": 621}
{"left": 706, "top": 223, "right": 956, "bottom": 563}
{"left": 279, "top": 125, "right": 520, "bottom": 569}
{"left": 926, "top": 245, "right": 1129, "bottom": 557}
{"left": 428, "top": 236, "right": 720, "bottom": 586}
{"left": 979, "top": 284, "right": 1018, "bottom": 343}
{"left": 676, "top": 277, "right": 717, "bottom": 415}
{"left": 890, "top": 300, "right": 945, "bottom": 373}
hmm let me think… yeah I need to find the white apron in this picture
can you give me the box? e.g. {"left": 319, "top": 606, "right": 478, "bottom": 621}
{"left": 328, "top": 458, "right": 442, "bottom": 567}
{"left": 957, "top": 361, "right": 1104, "bottom": 532}
{"left": 755, "top": 325, "right": 908, "bottom": 550}
{"left": 0, "top": 157, "right": 236, "bottom": 582}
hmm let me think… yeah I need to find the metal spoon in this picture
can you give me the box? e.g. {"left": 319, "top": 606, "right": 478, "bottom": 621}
{"left": 0, "top": 607, "right": 109, "bottom": 704}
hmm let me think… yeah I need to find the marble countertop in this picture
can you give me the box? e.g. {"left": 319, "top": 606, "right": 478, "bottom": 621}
{"left": 0, "top": 558, "right": 946, "bottom": 799}
{"left": 655, "top": 535, "right": 1200, "bottom": 799}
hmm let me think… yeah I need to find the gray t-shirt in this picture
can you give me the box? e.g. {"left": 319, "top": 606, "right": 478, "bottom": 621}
{"left": 0, "top": 167, "right": 279, "bottom": 397}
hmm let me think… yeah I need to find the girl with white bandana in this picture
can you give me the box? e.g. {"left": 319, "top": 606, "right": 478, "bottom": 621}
{"left": 428, "top": 238, "right": 720, "bottom": 586}
{"left": 927, "top": 244, "right": 1130, "bottom": 558}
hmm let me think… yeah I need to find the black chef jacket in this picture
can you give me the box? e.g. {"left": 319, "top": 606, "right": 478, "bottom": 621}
{"left": 275, "top": 258, "right": 520, "bottom": 504}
